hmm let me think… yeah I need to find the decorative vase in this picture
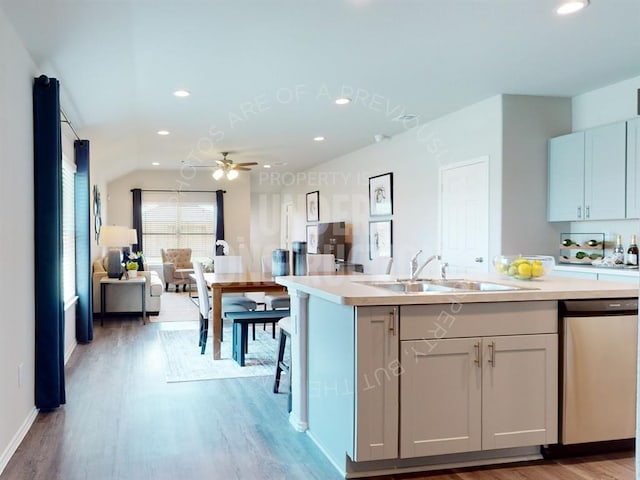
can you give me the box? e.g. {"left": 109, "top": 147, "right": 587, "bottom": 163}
{"left": 127, "top": 270, "right": 138, "bottom": 279}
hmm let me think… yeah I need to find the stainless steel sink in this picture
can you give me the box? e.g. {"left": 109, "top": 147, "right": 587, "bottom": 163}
{"left": 360, "top": 280, "right": 459, "bottom": 293}
{"left": 359, "top": 278, "right": 531, "bottom": 294}
{"left": 427, "top": 279, "right": 528, "bottom": 292}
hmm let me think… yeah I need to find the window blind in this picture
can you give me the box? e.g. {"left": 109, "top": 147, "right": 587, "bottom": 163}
{"left": 62, "top": 157, "right": 76, "bottom": 303}
{"left": 142, "top": 191, "right": 216, "bottom": 263}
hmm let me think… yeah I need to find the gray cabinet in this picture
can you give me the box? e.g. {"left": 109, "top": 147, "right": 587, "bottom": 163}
{"left": 548, "top": 122, "right": 627, "bottom": 221}
{"left": 399, "top": 303, "right": 558, "bottom": 458}
{"left": 548, "top": 131, "right": 585, "bottom": 221}
{"left": 627, "top": 118, "right": 640, "bottom": 218}
{"left": 353, "top": 306, "right": 399, "bottom": 461}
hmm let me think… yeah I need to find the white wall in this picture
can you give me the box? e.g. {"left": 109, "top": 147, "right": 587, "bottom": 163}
{"left": 266, "top": 95, "right": 504, "bottom": 277}
{"left": 0, "top": 7, "right": 39, "bottom": 472}
{"left": 106, "top": 169, "right": 251, "bottom": 263}
{"left": 569, "top": 74, "right": 640, "bottom": 247}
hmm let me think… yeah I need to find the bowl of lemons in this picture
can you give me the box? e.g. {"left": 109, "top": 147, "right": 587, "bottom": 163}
{"left": 493, "top": 255, "right": 555, "bottom": 280}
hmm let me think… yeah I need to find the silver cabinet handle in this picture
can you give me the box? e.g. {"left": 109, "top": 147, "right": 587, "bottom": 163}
{"left": 488, "top": 341, "right": 496, "bottom": 367}
{"left": 475, "top": 257, "right": 483, "bottom": 263}
{"left": 474, "top": 341, "right": 481, "bottom": 367}
{"left": 585, "top": 205, "right": 590, "bottom": 218}
{"left": 577, "top": 206, "right": 582, "bottom": 219}
{"left": 388, "top": 308, "right": 396, "bottom": 336}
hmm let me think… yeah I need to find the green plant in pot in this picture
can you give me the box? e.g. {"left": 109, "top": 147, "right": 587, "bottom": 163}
{"left": 125, "top": 260, "right": 139, "bottom": 278}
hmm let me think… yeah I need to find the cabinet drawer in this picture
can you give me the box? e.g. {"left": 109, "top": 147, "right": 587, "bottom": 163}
{"left": 400, "top": 301, "right": 557, "bottom": 340}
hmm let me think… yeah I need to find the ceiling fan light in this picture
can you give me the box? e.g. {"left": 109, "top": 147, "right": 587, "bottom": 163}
{"left": 226, "top": 169, "right": 239, "bottom": 180}
{"left": 212, "top": 168, "right": 224, "bottom": 180}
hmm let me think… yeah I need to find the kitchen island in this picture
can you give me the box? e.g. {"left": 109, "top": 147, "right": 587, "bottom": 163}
{"left": 276, "top": 273, "right": 638, "bottom": 478}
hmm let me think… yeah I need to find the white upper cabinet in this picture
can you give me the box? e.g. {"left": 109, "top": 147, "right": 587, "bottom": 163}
{"left": 627, "top": 118, "right": 640, "bottom": 219}
{"left": 548, "top": 131, "right": 585, "bottom": 221}
{"left": 548, "top": 121, "right": 627, "bottom": 222}
{"left": 584, "top": 122, "right": 627, "bottom": 220}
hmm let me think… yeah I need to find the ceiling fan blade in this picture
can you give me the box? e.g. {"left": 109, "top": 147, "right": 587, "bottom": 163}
{"left": 215, "top": 159, "right": 227, "bottom": 166}
{"left": 236, "top": 167, "right": 252, "bottom": 171}
{"left": 235, "top": 162, "right": 259, "bottom": 167}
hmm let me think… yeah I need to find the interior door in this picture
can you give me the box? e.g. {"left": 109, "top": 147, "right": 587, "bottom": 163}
{"left": 439, "top": 157, "right": 489, "bottom": 274}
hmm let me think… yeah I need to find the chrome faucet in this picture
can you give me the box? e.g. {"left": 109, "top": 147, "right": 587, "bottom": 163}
{"left": 409, "top": 250, "right": 441, "bottom": 281}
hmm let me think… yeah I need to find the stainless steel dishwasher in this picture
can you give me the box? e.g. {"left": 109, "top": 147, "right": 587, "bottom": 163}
{"left": 560, "top": 298, "right": 638, "bottom": 445}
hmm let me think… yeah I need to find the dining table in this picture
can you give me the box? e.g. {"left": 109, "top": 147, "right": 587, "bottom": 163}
{"left": 202, "top": 272, "right": 287, "bottom": 360}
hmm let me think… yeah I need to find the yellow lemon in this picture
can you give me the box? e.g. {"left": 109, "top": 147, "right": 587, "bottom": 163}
{"left": 517, "top": 263, "right": 532, "bottom": 279}
{"left": 531, "top": 264, "right": 544, "bottom": 277}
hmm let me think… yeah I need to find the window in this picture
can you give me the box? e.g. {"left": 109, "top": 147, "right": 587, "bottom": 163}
{"left": 62, "top": 156, "right": 76, "bottom": 303}
{"left": 142, "top": 191, "right": 216, "bottom": 263}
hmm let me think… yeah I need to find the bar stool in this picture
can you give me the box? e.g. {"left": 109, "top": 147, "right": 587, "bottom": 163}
{"left": 273, "top": 316, "right": 292, "bottom": 411}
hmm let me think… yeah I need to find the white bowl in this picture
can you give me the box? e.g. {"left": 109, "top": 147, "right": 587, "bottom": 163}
{"left": 493, "top": 255, "right": 555, "bottom": 280}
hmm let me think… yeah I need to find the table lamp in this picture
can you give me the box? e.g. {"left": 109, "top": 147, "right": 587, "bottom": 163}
{"left": 122, "top": 228, "right": 138, "bottom": 259}
{"left": 98, "top": 225, "right": 130, "bottom": 278}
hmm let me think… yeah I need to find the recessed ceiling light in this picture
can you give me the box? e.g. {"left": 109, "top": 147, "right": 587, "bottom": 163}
{"left": 173, "top": 89, "right": 190, "bottom": 97}
{"left": 152, "top": 162, "right": 160, "bottom": 166}
{"left": 335, "top": 97, "right": 351, "bottom": 105}
{"left": 393, "top": 114, "right": 418, "bottom": 122}
{"left": 313, "top": 136, "right": 325, "bottom": 142}
{"left": 556, "top": 0, "right": 589, "bottom": 15}
{"left": 157, "top": 130, "right": 170, "bottom": 136}
{"left": 263, "top": 164, "right": 272, "bottom": 169}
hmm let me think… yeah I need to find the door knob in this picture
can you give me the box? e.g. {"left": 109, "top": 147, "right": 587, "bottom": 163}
{"left": 475, "top": 257, "right": 484, "bottom": 263}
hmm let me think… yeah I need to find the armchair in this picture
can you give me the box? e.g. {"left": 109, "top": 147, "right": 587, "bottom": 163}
{"left": 161, "top": 248, "right": 195, "bottom": 292}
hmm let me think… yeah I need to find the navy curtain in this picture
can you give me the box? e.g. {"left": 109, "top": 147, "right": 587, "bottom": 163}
{"left": 33, "top": 75, "right": 65, "bottom": 409}
{"left": 215, "top": 189, "right": 225, "bottom": 255}
{"left": 74, "top": 140, "right": 93, "bottom": 344}
{"left": 132, "top": 188, "right": 142, "bottom": 252}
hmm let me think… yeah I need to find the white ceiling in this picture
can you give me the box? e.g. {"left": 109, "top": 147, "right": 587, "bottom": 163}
{"left": 2, "top": 0, "right": 640, "bottom": 181}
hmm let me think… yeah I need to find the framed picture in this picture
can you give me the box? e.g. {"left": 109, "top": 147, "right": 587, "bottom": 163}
{"left": 306, "top": 224, "right": 319, "bottom": 254}
{"left": 369, "top": 172, "right": 393, "bottom": 216}
{"left": 306, "top": 190, "right": 320, "bottom": 222}
{"left": 369, "top": 220, "right": 392, "bottom": 260}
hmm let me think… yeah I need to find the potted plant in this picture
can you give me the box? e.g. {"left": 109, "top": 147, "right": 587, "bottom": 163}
{"left": 125, "top": 260, "right": 139, "bottom": 278}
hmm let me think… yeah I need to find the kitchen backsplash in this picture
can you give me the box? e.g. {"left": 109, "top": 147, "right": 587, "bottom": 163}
{"left": 569, "top": 219, "right": 640, "bottom": 254}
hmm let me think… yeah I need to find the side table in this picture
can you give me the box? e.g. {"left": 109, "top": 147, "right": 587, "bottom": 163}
{"left": 99, "top": 276, "right": 147, "bottom": 326}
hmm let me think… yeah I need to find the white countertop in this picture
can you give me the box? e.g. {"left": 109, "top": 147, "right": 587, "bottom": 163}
{"left": 276, "top": 272, "right": 639, "bottom": 306}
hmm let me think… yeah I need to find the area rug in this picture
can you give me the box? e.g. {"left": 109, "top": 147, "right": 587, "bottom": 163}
{"left": 151, "top": 291, "right": 199, "bottom": 323}
{"left": 158, "top": 323, "right": 282, "bottom": 382}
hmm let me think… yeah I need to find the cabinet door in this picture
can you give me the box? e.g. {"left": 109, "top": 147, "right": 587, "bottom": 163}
{"left": 584, "top": 122, "right": 627, "bottom": 220}
{"left": 400, "top": 338, "right": 481, "bottom": 458}
{"left": 354, "top": 306, "right": 399, "bottom": 461}
{"left": 548, "top": 132, "right": 585, "bottom": 221}
{"left": 482, "top": 334, "right": 558, "bottom": 450}
{"left": 627, "top": 118, "right": 640, "bottom": 219}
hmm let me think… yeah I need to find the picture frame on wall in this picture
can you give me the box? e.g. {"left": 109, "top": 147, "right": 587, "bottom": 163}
{"left": 306, "top": 190, "right": 320, "bottom": 222}
{"left": 369, "top": 220, "right": 392, "bottom": 260}
{"left": 369, "top": 172, "right": 393, "bottom": 216}
{"left": 306, "top": 224, "right": 319, "bottom": 254}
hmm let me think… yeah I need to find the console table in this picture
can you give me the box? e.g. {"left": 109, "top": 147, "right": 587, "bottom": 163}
{"left": 99, "top": 276, "right": 147, "bottom": 326}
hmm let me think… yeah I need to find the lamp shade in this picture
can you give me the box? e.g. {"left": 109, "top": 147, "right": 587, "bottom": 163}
{"left": 128, "top": 228, "right": 138, "bottom": 244}
{"left": 98, "top": 225, "right": 130, "bottom": 247}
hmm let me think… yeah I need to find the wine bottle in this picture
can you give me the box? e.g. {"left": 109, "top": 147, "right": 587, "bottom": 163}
{"left": 613, "top": 234, "right": 625, "bottom": 264}
{"left": 627, "top": 235, "right": 638, "bottom": 266}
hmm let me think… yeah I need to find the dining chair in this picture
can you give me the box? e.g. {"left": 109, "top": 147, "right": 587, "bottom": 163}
{"left": 193, "top": 261, "right": 256, "bottom": 354}
{"left": 370, "top": 256, "right": 393, "bottom": 274}
{"left": 213, "top": 255, "right": 259, "bottom": 310}
{"left": 307, "top": 253, "right": 336, "bottom": 274}
{"left": 262, "top": 254, "right": 290, "bottom": 310}
{"left": 273, "top": 315, "right": 292, "bottom": 412}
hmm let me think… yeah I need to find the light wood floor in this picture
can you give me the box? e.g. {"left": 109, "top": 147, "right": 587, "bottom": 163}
{"left": 0, "top": 317, "right": 635, "bottom": 480}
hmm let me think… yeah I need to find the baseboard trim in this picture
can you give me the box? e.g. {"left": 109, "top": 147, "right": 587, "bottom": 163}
{"left": 65, "top": 339, "right": 77, "bottom": 365}
{"left": 306, "top": 430, "right": 347, "bottom": 478}
{"left": 0, "top": 406, "right": 38, "bottom": 475}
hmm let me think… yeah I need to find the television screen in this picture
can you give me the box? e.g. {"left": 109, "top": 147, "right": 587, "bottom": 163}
{"left": 316, "top": 221, "right": 350, "bottom": 261}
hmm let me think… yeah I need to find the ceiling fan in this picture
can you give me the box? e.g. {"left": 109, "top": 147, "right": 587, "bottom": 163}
{"left": 212, "top": 152, "right": 258, "bottom": 180}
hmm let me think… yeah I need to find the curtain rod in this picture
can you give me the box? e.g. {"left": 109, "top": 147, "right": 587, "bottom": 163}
{"left": 131, "top": 189, "right": 226, "bottom": 193}
{"left": 60, "top": 108, "right": 80, "bottom": 141}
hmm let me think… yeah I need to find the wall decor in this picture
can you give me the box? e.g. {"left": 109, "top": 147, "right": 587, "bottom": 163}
{"left": 93, "top": 184, "right": 102, "bottom": 242}
{"left": 306, "top": 190, "right": 320, "bottom": 222}
{"left": 369, "top": 172, "right": 393, "bottom": 216}
{"left": 369, "top": 220, "right": 392, "bottom": 260}
{"left": 306, "top": 224, "right": 319, "bottom": 254}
